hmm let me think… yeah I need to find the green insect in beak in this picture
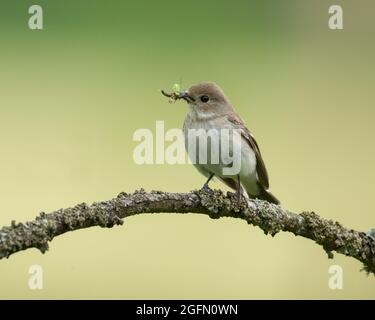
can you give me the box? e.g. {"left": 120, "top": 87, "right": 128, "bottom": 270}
{"left": 172, "top": 83, "right": 181, "bottom": 96}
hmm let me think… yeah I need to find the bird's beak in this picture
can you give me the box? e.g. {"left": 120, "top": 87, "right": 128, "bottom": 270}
{"left": 179, "top": 91, "right": 195, "bottom": 103}
{"left": 161, "top": 89, "right": 195, "bottom": 103}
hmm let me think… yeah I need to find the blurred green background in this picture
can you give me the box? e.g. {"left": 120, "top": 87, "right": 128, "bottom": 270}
{"left": 0, "top": 0, "right": 374, "bottom": 299}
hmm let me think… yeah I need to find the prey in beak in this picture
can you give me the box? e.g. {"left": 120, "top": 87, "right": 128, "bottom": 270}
{"left": 161, "top": 85, "right": 195, "bottom": 103}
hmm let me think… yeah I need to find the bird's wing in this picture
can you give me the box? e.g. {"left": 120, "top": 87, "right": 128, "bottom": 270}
{"left": 227, "top": 112, "right": 269, "bottom": 189}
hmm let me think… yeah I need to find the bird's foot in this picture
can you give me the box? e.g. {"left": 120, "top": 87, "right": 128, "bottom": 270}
{"left": 200, "top": 183, "right": 215, "bottom": 196}
{"left": 366, "top": 228, "right": 375, "bottom": 241}
{"left": 232, "top": 187, "right": 243, "bottom": 208}
{"left": 202, "top": 182, "right": 211, "bottom": 191}
{"left": 201, "top": 174, "right": 214, "bottom": 192}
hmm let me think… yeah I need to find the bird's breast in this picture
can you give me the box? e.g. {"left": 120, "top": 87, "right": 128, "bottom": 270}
{"left": 183, "top": 115, "right": 257, "bottom": 178}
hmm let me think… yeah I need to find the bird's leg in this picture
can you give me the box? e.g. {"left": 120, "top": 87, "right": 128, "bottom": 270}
{"left": 235, "top": 175, "right": 242, "bottom": 205}
{"left": 202, "top": 173, "right": 215, "bottom": 190}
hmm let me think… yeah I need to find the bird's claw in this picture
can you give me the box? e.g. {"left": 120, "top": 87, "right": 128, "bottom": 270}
{"left": 366, "top": 228, "right": 375, "bottom": 241}
{"left": 201, "top": 183, "right": 213, "bottom": 194}
{"left": 235, "top": 193, "right": 242, "bottom": 207}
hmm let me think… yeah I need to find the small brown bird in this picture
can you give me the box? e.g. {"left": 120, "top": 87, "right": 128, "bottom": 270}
{"left": 163, "top": 82, "right": 279, "bottom": 204}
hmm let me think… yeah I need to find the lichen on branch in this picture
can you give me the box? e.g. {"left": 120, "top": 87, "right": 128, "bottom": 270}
{"left": 0, "top": 188, "right": 374, "bottom": 274}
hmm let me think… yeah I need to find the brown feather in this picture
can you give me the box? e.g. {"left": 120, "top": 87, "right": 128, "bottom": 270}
{"left": 227, "top": 112, "right": 270, "bottom": 189}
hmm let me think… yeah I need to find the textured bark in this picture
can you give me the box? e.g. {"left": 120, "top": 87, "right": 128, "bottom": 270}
{"left": 0, "top": 188, "right": 374, "bottom": 274}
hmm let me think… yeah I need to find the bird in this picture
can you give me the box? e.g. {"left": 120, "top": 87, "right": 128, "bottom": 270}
{"left": 162, "top": 82, "right": 279, "bottom": 205}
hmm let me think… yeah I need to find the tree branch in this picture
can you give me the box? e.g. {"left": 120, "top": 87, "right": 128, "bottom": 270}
{"left": 0, "top": 188, "right": 374, "bottom": 274}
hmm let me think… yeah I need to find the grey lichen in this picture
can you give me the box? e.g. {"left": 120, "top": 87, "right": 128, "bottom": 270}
{"left": 196, "top": 188, "right": 229, "bottom": 217}
{"left": 0, "top": 188, "right": 374, "bottom": 275}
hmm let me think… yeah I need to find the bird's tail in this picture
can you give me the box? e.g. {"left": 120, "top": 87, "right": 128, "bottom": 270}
{"left": 256, "top": 187, "right": 280, "bottom": 205}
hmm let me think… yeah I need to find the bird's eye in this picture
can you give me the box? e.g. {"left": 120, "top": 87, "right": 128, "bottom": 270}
{"left": 200, "top": 95, "right": 209, "bottom": 103}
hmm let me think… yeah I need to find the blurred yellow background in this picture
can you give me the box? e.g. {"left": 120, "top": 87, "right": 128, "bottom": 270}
{"left": 0, "top": 0, "right": 374, "bottom": 299}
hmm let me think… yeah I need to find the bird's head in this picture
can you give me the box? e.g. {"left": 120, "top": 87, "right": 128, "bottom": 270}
{"left": 179, "top": 82, "right": 232, "bottom": 119}
{"left": 161, "top": 82, "right": 233, "bottom": 119}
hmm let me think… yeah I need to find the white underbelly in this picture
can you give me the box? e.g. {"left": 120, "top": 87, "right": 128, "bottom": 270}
{"left": 183, "top": 118, "right": 257, "bottom": 181}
